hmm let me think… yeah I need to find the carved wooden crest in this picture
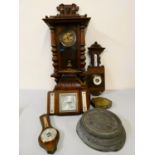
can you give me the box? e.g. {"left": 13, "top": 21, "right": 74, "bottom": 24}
{"left": 57, "top": 3, "right": 79, "bottom": 16}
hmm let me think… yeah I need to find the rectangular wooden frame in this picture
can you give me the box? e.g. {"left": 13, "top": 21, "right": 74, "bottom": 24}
{"left": 47, "top": 90, "right": 83, "bottom": 116}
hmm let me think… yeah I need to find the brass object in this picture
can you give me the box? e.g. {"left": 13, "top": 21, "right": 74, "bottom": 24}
{"left": 87, "top": 42, "right": 105, "bottom": 96}
{"left": 91, "top": 97, "right": 112, "bottom": 109}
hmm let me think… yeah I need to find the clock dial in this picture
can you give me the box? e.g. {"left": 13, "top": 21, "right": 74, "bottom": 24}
{"left": 93, "top": 75, "right": 102, "bottom": 86}
{"left": 59, "top": 30, "right": 76, "bottom": 47}
{"left": 41, "top": 128, "right": 57, "bottom": 143}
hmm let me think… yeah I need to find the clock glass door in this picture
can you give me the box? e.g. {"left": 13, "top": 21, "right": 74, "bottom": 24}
{"left": 57, "top": 25, "right": 79, "bottom": 70}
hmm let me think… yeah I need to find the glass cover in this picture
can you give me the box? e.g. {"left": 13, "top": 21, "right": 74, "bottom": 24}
{"left": 41, "top": 128, "right": 57, "bottom": 143}
{"left": 59, "top": 93, "right": 78, "bottom": 112}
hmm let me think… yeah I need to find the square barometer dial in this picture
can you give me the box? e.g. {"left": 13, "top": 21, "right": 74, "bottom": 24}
{"left": 59, "top": 93, "right": 78, "bottom": 112}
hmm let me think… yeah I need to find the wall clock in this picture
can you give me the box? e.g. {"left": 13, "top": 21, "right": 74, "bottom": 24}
{"left": 43, "top": 4, "right": 91, "bottom": 115}
{"left": 59, "top": 30, "right": 76, "bottom": 47}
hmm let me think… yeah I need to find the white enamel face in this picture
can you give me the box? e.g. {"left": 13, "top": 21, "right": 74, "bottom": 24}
{"left": 93, "top": 75, "right": 102, "bottom": 86}
{"left": 41, "top": 128, "right": 57, "bottom": 143}
{"left": 59, "top": 93, "right": 78, "bottom": 112}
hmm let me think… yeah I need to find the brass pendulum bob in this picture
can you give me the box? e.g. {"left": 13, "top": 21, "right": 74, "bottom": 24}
{"left": 38, "top": 114, "right": 59, "bottom": 154}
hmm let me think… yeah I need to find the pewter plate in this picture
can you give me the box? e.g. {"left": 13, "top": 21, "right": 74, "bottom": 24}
{"left": 76, "top": 108, "right": 126, "bottom": 152}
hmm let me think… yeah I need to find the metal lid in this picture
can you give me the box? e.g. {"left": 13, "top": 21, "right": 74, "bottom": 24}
{"left": 76, "top": 108, "right": 126, "bottom": 151}
{"left": 81, "top": 108, "right": 123, "bottom": 138}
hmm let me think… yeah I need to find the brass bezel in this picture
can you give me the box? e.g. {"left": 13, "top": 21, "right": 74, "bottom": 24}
{"left": 59, "top": 30, "right": 76, "bottom": 47}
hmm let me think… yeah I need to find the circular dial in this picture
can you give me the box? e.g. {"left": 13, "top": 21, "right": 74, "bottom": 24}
{"left": 60, "top": 30, "right": 76, "bottom": 47}
{"left": 41, "top": 128, "right": 57, "bottom": 143}
{"left": 93, "top": 75, "right": 102, "bottom": 86}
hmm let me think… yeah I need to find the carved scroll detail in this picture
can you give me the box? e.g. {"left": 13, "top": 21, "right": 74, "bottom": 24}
{"left": 57, "top": 3, "right": 79, "bottom": 16}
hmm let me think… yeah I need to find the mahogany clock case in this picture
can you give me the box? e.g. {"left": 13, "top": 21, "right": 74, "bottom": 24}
{"left": 43, "top": 4, "right": 91, "bottom": 83}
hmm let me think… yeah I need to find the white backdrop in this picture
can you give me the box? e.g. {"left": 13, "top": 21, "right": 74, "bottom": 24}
{"left": 19, "top": 0, "right": 134, "bottom": 90}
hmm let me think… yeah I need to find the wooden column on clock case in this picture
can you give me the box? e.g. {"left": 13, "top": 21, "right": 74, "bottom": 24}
{"left": 80, "top": 25, "right": 86, "bottom": 70}
{"left": 50, "top": 27, "right": 59, "bottom": 83}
